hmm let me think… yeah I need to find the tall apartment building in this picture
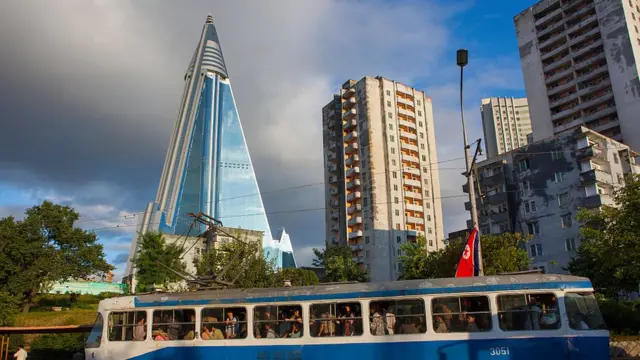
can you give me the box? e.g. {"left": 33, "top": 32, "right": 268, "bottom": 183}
{"left": 515, "top": 0, "right": 640, "bottom": 151}
{"left": 463, "top": 126, "right": 639, "bottom": 273}
{"left": 480, "top": 97, "right": 533, "bottom": 158}
{"left": 322, "top": 77, "right": 445, "bottom": 282}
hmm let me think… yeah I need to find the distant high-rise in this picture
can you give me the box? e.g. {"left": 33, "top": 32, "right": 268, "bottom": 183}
{"left": 124, "top": 15, "right": 296, "bottom": 281}
{"left": 515, "top": 0, "right": 640, "bottom": 151}
{"left": 480, "top": 97, "right": 532, "bottom": 158}
{"left": 322, "top": 77, "right": 445, "bottom": 282}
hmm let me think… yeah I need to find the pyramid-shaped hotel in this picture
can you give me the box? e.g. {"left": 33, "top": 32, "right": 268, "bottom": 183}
{"left": 124, "top": 15, "right": 296, "bottom": 279}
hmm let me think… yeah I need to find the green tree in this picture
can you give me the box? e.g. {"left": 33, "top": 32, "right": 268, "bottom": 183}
{"left": 398, "top": 233, "right": 530, "bottom": 280}
{"left": 568, "top": 175, "right": 640, "bottom": 296}
{"left": 0, "top": 201, "right": 113, "bottom": 312}
{"left": 312, "top": 243, "right": 369, "bottom": 282}
{"left": 133, "top": 231, "right": 186, "bottom": 292}
{"left": 274, "top": 268, "right": 319, "bottom": 287}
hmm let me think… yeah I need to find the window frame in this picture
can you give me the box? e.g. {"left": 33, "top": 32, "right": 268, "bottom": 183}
{"left": 108, "top": 310, "right": 148, "bottom": 342}
{"left": 253, "top": 303, "right": 305, "bottom": 340}
{"left": 309, "top": 300, "right": 364, "bottom": 338}
{"left": 369, "top": 297, "right": 427, "bottom": 336}
{"left": 431, "top": 295, "right": 492, "bottom": 333}
{"left": 201, "top": 306, "right": 248, "bottom": 340}
{"left": 151, "top": 308, "right": 196, "bottom": 341}
{"left": 495, "top": 292, "right": 562, "bottom": 332}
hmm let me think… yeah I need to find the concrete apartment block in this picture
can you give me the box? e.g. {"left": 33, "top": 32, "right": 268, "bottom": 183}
{"left": 480, "top": 97, "right": 532, "bottom": 158}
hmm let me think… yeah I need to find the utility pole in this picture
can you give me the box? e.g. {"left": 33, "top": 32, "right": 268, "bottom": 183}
{"left": 457, "top": 48, "right": 484, "bottom": 276}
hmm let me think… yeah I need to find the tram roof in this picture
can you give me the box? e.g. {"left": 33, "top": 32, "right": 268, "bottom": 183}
{"left": 122, "top": 274, "right": 592, "bottom": 308}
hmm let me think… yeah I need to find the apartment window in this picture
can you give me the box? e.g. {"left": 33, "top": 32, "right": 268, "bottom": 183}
{"left": 397, "top": 249, "right": 401, "bottom": 256}
{"left": 558, "top": 192, "right": 570, "bottom": 207}
{"left": 417, "top": 100, "right": 421, "bottom": 106}
{"left": 392, "top": 172, "right": 397, "bottom": 179}
{"left": 390, "top": 147, "right": 396, "bottom": 154}
{"left": 427, "top": 214, "right": 431, "bottom": 221}
{"left": 561, "top": 213, "right": 572, "bottom": 228}
{"left": 428, "top": 228, "right": 433, "bottom": 234}
{"left": 426, "top": 203, "right": 431, "bottom": 209}
{"left": 388, "top": 124, "right": 393, "bottom": 130}
{"left": 388, "top": 112, "right": 393, "bottom": 119}
{"left": 387, "top": 101, "right": 392, "bottom": 107}
{"left": 364, "top": 223, "right": 369, "bottom": 231}
{"left": 530, "top": 244, "right": 543, "bottom": 257}
{"left": 394, "top": 197, "right": 399, "bottom": 204}
{"left": 520, "top": 180, "right": 531, "bottom": 191}
{"left": 420, "top": 144, "right": 425, "bottom": 150}
{"left": 395, "top": 209, "right": 400, "bottom": 216}
{"left": 396, "top": 236, "right": 402, "bottom": 243}
{"left": 613, "top": 153, "right": 619, "bottom": 164}
{"left": 363, "top": 197, "right": 369, "bottom": 206}
{"left": 396, "top": 223, "right": 401, "bottom": 230}
{"left": 617, "top": 173, "right": 624, "bottom": 185}
{"left": 423, "top": 178, "right": 428, "bottom": 185}
{"left": 393, "top": 184, "right": 398, "bottom": 191}
{"left": 424, "top": 190, "right": 430, "bottom": 197}
{"left": 499, "top": 223, "right": 509, "bottom": 233}
{"left": 518, "top": 159, "right": 530, "bottom": 171}
{"left": 554, "top": 172, "right": 565, "bottom": 183}
{"left": 527, "top": 221, "right": 540, "bottom": 235}
{"left": 417, "top": 110, "right": 422, "bottom": 116}
{"left": 392, "top": 159, "right": 397, "bottom": 166}
{"left": 551, "top": 150, "right": 564, "bottom": 161}
{"left": 420, "top": 133, "right": 424, "bottom": 139}
{"left": 428, "top": 239, "right": 433, "bottom": 246}
{"left": 386, "top": 90, "right": 391, "bottom": 96}
{"left": 389, "top": 135, "right": 395, "bottom": 142}
{"left": 365, "top": 250, "right": 371, "bottom": 259}
{"left": 418, "top": 121, "right": 423, "bottom": 127}
{"left": 365, "top": 236, "right": 370, "bottom": 244}
{"left": 565, "top": 237, "right": 576, "bottom": 251}
{"left": 422, "top": 166, "right": 428, "bottom": 172}
{"left": 524, "top": 200, "right": 537, "bottom": 214}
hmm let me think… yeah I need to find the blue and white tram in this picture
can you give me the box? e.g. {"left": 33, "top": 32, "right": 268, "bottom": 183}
{"left": 85, "top": 274, "right": 609, "bottom": 360}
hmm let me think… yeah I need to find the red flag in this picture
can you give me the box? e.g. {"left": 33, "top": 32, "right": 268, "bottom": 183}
{"left": 455, "top": 228, "right": 480, "bottom": 277}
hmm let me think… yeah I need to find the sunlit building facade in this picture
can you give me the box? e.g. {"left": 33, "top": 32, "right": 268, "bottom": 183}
{"left": 124, "top": 15, "right": 296, "bottom": 282}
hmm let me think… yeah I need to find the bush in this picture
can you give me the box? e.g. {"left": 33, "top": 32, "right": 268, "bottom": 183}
{"left": 599, "top": 298, "right": 640, "bottom": 335}
{"left": 30, "top": 333, "right": 85, "bottom": 360}
{"left": 34, "top": 293, "right": 113, "bottom": 309}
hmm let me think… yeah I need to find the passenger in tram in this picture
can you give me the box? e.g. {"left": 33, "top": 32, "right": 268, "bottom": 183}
{"left": 439, "top": 304, "right": 453, "bottom": 329}
{"left": 290, "top": 323, "right": 302, "bottom": 338}
{"left": 465, "top": 314, "right": 480, "bottom": 332}
{"left": 527, "top": 297, "right": 542, "bottom": 330}
{"left": 370, "top": 305, "right": 385, "bottom": 336}
{"left": 278, "top": 312, "right": 291, "bottom": 338}
{"left": 339, "top": 305, "right": 357, "bottom": 336}
{"left": 152, "top": 329, "right": 169, "bottom": 341}
{"left": 540, "top": 295, "right": 560, "bottom": 329}
{"left": 133, "top": 316, "right": 146, "bottom": 341}
{"left": 433, "top": 313, "right": 448, "bottom": 333}
{"left": 183, "top": 314, "right": 196, "bottom": 340}
{"left": 201, "top": 325, "right": 212, "bottom": 340}
{"left": 383, "top": 305, "right": 396, "bottom": 335}
{"left": 225, "top": 311, "right": 239, "bottom": 339}
{"left": 264, "top": 323, "right": 277, "bottom": 338}
{"left": 165, "top": 313, "right": 180, "bottom": 340}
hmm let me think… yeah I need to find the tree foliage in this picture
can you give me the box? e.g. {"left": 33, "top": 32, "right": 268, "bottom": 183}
{"left": 398, "top": 233, "right": 530, "bottom": 280}
{"left": 568, "top": 175, "right": 640, "bottom": 296}
{"left": 133, "top": 231, "right": 186, "bottom": 292}
{"left": 312, "top": 243, "right": 369, "bottom": 283}
{"left": 0, "top": 201, "right": 113, "bottom": 312}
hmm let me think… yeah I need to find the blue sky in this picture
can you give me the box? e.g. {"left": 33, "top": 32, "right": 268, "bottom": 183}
{"left": 0, "top": 0, "right": 541, "bottom": 279}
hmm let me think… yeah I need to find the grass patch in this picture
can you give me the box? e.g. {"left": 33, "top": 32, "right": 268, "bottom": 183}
{"left": 14, "top": 309, "right": 97, "bottom": 327}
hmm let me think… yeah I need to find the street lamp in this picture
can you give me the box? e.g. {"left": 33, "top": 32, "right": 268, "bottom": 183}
{"left": 456, "top": 49, "right": 484, "bottom": 276}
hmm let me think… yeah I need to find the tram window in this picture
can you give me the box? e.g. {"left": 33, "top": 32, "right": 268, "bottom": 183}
{"left": 201, "top": 307, "right": 247, "bottom": 340}
{"left": 310, "top": 302, "right": 362, "bottom": 337}
{"left": 564, "top": 293, "right": 606, "bottom": 330}
{"left": 151, "top": 309, "right": 196, "bottom": 341}
{"left": 432, "top": 296, "right": 491, "bottom": 332}
{"left": 370, "top": 299, "right": 426, "bottom": 335}
{"left": 108, "top": 311, "right": 146, "bottom": 341}
{"left": 497, "top": 293, "right": 560, "bottom": 331}
{"left": 254, "top": 304, "right": 303, "bottom": 339}
{"left": 86, "top": 313, "right": 104, "bottom": 348}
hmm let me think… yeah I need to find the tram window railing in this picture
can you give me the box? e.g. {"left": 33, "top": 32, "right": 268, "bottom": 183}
{"left": 254, "top": 305, "right": 303, "bottom": 339}
{"left": 497, "top": 293, "right": 560, "bottom": 331}
{"left": 370, "top": 299, "right": 426, "bottom": 336}
{"left": 310, "top": 302, "right": 362, "bottom": 337}
{"left": 565, "top": 292, "right": 606, "bottom": 330}
{"left": 151, "top": 309, "right": 196, "bottom": 341}
{"left": 432, "top": 296, "right": 492, "bottom": 333}
{"left": 201, "top": 307, "right": 247, "bottom": 340}
{"left": 108, "top": 311, "right": 147, "bottom": 341}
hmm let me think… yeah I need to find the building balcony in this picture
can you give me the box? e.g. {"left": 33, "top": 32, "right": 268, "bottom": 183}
{"left": 549, "top": 91, "right": 579, "bottom": 108}
{"left": 547, "top": 78, "right": 577, "bottom": 97}
{"left": 346, "top": 191, "right": 361, "bottom": 201}
{"left": 327, "top": 152, "right": 337, "bottom": 161}
{"left": 330, "top": 210, "right": 339, "bottom": 219}
{"left": 350, "top": 244, "right": 364, "bottom": 252}
{"left": 545, "top": 67, "right": 573, "bottom": 85}
{"left": 571, "top": 38, "right": 603, "bottom": 59}
{"left": 405, "top": 191, "right": 422, "bottom": 200}
{"left": 348, "top": 216, "right": 363, "bottom": 225}
{"left": 582, "top": 195, "right": 602, "bottom": 208}
{"left": 541, "top": 43, "right": 568, "bottom": 62}
{"left": 348, "top": 230, "right": 363, "bottom": 239}
{"left": 583, "top": 106, "right": 616, "bottom": 123}
{"left": 343, "top": 119, "right": 357, "bottom": 131}
{"left": 537, "top": 19, "right": 565, "bottom": 38}
{"left": 403, "top": 178, "right": 421, "bottom": 187}
{"left": 535, "top": 6, "right": 563, "bottom": 27}
{"left": 343, "top": 108, "right": 357, "bottom": 120}
{"left": 479, "top": 172, "right": 506, "bottom": 187}
{"left": 347, "top": 204, "right": 362, "bottom": 214}
{"left": 576, "top": 145, "right": 606, "bottom": 162}
{"left": 406, "top": 203, "right": 423, "bottom": 212}
{"left": 397, "top": 97, "right": 413, "bottom": 106}
{"left": 329, "top": 199, "right": 339, "bottom": 207}
{"left": 578, "top": 78, "right": 611, "bottom": 97}
{"left": 574, "top": 52, "right": 606, "bottom": 72}
{"left": 328, "top": 163, "right": 338, "bottom": 173}
{"left": 400, "top": 130, "right": 418, "bottom": 140}
{"left": 580, "top": 92, "right": 614, "bottom": 111}
{"left": 342, "top": 87, "right": 355, "bottom": 98}
{"left": 544, "top": 52, "right": 572, "bottom": 72}
{"left": 580, "top": 169, "right": 613, "bottom": 186}
{"left": 345, "top": 143, "right": 359, "bottom": 154}
{"left": 328, "top": 141, "right": 337, "bottom": 150}
{"left": 343, "top": 97, "right": 357, "bottom": 109}
{"left": 551, "top": 104, "right": 580, "bottom": 122}
{"left": 399, "top": 119, "right": 416, "bottom": 129}
{"left": 328, "top": 175, "right": 338, "bottom": 183}
{"left": 329, "top": 187, "right": 339, "bottom": 196}
{"left": 553, "top": 118, "right": 583, "bottom": 133}
{"left": 566, "top": 8, "right": 597, "bottom": 34}
{"left": 345, "top": 154, "right": 359, "bottom": 166}
{"left": 590, "top": 119, "right": 619, "bottom": 133}
{"left": 539, "top": 30, "right": 567, "bottom": 50}
{"left": 398, "top": 108, "right": 416, "bottom": 117}
{"left": 401, "top": 153, "right": 420, "bottom": 164}
{"left": 406, "top": 216, "right": 425, "bottom": 225}
{"left": 344, "top": 130, "right": 358, "bottom": 142}
{"left": 401, "top": 142, "right": 418, "bottom": 152}
{"left": 346, "top": 167, "right": 360, "bottom": 178}
{"left": 575, "top": 63, "right": 608, "bottom": 84}
{"left": 330, "top": 224, "right": 339, "bottom": 232}
{"left": 404, "top": 167, "right": 421, "bottom": 176}
{"left": 567, "top": 26, "right": 600, "bottom": 48}
{"left": 351, "top": 256, "right": 365, "bottom": 264}
{"left": 328, "top": 109, "right": 336, "bottom": 117}
{"left": 329, "top": 235, "right": 338, "bottom": 245}
{"left": 487, "top": 210, "right": 510, "bottom": 223}
{"left": 346, "top": 179, "right": 361, "bottom": 189}
{"left": 467, "top": 192, "right": 507, "bottom": 209}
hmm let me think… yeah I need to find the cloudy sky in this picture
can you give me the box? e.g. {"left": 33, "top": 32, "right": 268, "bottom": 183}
{"left": 0, "top": 0, "right": 534, "bottom": 279}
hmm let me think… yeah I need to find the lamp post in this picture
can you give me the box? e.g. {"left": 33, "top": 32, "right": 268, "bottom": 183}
{"left": 457, "top": 49, "right": 484, "bottom": 276}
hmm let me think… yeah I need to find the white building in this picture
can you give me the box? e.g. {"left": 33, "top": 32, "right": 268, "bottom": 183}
{"left": 515, "top": 0, "right": 640, "bottom": 151}
{"left": 480, "top": 97, "right": 532, "bottom": 158}
{"left": 322, "top": 77, "right": 445, "bottom": 282}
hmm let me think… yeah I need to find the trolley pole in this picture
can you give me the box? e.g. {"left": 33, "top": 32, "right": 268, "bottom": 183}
{"left": 457, "top": 49, "right": 484, "bottom": 276}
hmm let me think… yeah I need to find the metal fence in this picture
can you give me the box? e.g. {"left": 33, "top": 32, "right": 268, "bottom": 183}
{"left": 0, "top": 336, "right": 9, "bottom": 360}
{"left": 611, "top": 336, "right": 640, "bottom": 359}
